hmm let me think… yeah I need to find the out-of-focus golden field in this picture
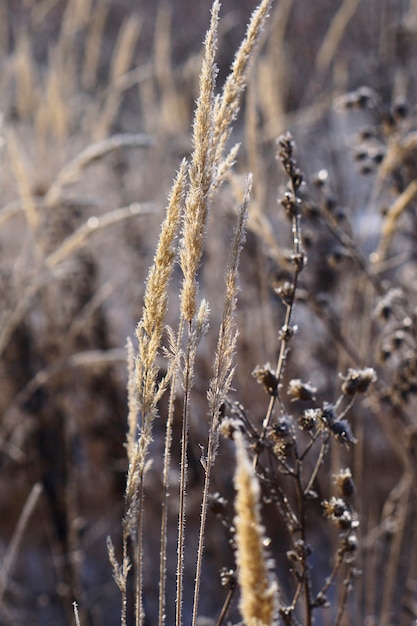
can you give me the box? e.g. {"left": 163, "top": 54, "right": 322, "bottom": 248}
{"left": 1, "top": 1, "right": 417, "bottom": 625}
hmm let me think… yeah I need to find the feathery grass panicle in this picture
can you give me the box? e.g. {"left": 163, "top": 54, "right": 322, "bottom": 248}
{"left": 179, "top": 1, "right": 220, "bottom": 323}
{"left": 234, "top": 431, "right": 278, "bottom": 626}
{"left": 135, "top": 159, "right": 187, "bottom": 435}
{"left": 213, "top": 0, "right": 273, "bottom": 164}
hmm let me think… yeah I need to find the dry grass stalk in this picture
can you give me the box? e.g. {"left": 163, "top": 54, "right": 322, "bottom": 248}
{"left": 176, "top": 298, "right": 210, "bottom": 626}
{"left": 0, "top": 1, "right": 9, "bottom": 57}
{"left": 0, "top": 483, "right": 43, "bottom": 608}
{"left": 94, "top": 15, "right": 142, "bottom": 140}
{"left": 372, "top": 179, "right": 417, "bottom": 263}
{"left": 14, "top": 30, "right": 36, "bottom": 121}
{"left": 234, "top": 431, "right": 278, "bottom": 626}
{"left": 7, "top": 131, "right": 39, "bottom": 236}
{"left": 314, "top": 0, "right": 361, "bottom": 78}
{"left": 158, "top": 323, "right": 184, "bottom": 626}
{"left": 107, "top": 534, "right": 131, "bottom": 626}
{"left": 58, "top": 0, "right": 93, "bottom": 83}
{"left": 61, "top": 0, "right": 93, "bottom": 35}
{"left": 29, "top": 0, "right": 61, "bottom": 28}
{"left": 154, "top": 5, "right": 188, "bottom": 135}
{"left": 110, "top": 15, "right": 142, "bottom": 85}
{"left": 257, "top": 0, "right": 294, "bottom": 139}
{"left": 81, "top": 4, "right": 109, "bottom": 90}
{"left": 175, "top": 6, "right": 224, "bottom": 622}
{"left": 192, "top": 174, "right": 252, "bottom": 626}
{"left": 379, "top": 475, "right": 411, "bottom": 626}
{"left": 45, "top": 47, "right": 69, "bottom": 141}
{"left": 208, "top": 173, "right": 252, "bottom": 439}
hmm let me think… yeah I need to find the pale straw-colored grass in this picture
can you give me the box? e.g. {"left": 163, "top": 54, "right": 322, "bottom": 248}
{"left": 234, "top": 431, "right": 278, "bottom": 626}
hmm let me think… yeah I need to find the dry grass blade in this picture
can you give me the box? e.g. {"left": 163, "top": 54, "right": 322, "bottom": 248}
{"left": 45, "top": 202, "right": 155, "bottom": 269}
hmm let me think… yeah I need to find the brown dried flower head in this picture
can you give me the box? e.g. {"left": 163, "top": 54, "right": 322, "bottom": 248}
{"left": 333, "top": 468, "right": 355, "bottom": 498}
{"left": 252, "top": 364, "right": 278, "bottom": 396}
{"left": 340, "top": 367, "right": 377, "bottom": 395}
{"left": 287, "top": 379, "right": 317, "bottom": 402}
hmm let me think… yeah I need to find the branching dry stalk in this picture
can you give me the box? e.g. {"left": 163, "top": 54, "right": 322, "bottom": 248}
{"left": 258, "top": 132, "right": 306, "bottom": 445}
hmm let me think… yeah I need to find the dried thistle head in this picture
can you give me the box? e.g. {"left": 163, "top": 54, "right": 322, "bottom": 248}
{"left": 333, "top": 468, "right": 355, "bottom": 498}
{"left": 298, "top": 408, "right": 318, "bottom": 431}
{"left": 340, "top": 367, "right": 377, "bottom": 395}
{"left": 316, "top": 404, "right": 357, "bottom": 446}
{"left": 287, "top": 379, "right": 317, "bottom": 402}
{"left": 322, "top": 496, "right": 359, "bottom": 531}
{"left": 252, "top": 364, "right": 278, "bottom": 396}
